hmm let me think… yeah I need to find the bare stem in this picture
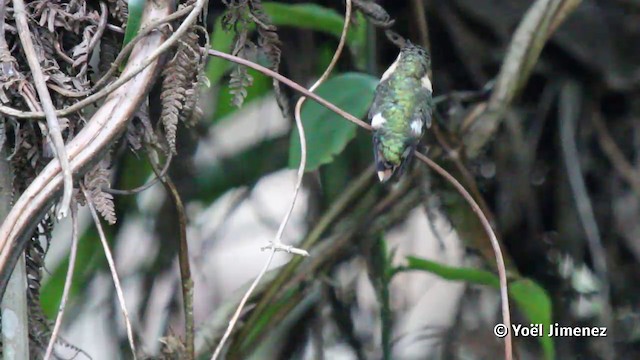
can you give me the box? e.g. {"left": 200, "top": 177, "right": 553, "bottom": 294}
{"left": 414, "top": 152, "right": 512, "bottom": 360}
{"left": 81, "top": 184, "right": 137, "bottom": 359}
{"left": 13, "top": 0, "right": 73, "bottom": 218}
{"left": 148, "top": 150, "right": 195, "bottom": 359}
{"left": 210, "top": 1, "right": 352, "bottom": 357}
{"left": 44, "top": 204, "right": 80, "bottom": 360}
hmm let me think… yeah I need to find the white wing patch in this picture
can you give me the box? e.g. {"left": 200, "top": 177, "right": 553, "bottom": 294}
{"left": 421, "top": 74, "right": 433, "bottom": 92}
{"left": 371, "top": 113, "right": 387, "bottom": 129}
{"left": 410, "top": 119, "right": 423, "bottom": 136}
{"left": 381, "top": 54, "right": 402, "bottom": 81}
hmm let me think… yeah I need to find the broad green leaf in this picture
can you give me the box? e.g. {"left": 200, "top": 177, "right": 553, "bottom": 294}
{"left": 288, "top": 72, "right": 377, "bottom": 171}
{"left": 510, "top": 279, "right": 554, "bottom": 360}
{"left": 207, "top": 2, "right": 367, "bottom": 86}
{"left": 402, "top": 256, "right": 554, "bottom": 360}
{"left": 120, "top": 0, "right": 146, "bottom": 71}
{"left": 263, "top": 2, "right": 366, "bottom": 53}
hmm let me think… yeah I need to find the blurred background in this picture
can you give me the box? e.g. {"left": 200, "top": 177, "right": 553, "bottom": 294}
{"left": 4, "top": 0, "right": 639, "bottom": 359}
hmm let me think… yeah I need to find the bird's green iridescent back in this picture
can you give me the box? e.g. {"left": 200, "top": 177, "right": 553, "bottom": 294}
{"left": 375, "top": 75, "right": 428, "bottom": 163}
{"left": 369, "top": 43, "right": 432, "bottom": 182}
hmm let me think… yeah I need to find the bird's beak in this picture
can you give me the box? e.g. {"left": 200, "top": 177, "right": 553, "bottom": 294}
{"left": 377, "top": 169, "right": 393, "bottom": 182}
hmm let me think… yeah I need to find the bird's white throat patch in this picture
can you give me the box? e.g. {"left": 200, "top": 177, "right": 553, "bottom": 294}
{"left": 381, "top": 53, "right": 402, "bottom": 81}
{"left": 371, "top": 113, "right": 387, "bottom": 129}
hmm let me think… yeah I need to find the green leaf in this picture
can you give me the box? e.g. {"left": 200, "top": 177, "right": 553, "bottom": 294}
{"left": 120, "top": 0, "right": 146, "bottom": 71}
{"left": 402, "top": 257, "right": 554, "bottom": 360}
{"left": 288, "top": 72, "right": 377, "bottom": 171}
{"left": 207, "top": 2, "right": 367, "bottom": 86}
{"left": 404, "top": 257, "right": 501, "bottom": 287}
{"left": 262, "top": 2, "right": 365, "bottom": 53}
{"left": 510, "top": 279, "right": 554, "bottom": 360}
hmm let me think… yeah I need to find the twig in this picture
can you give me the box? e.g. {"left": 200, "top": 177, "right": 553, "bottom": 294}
{"left": 591, "top": 112, "right": 640, "bottom": 197}
{"left": 410, "top": 0, "right": 430, "bottom": 49}
{"left": 86, "top": 2, "right": 109, "bottom": 62}
{"left": 414, "top": 152, "right": 513, "bottom": 360}
{"left": 104, "top": 152, "right": 172, "bottom": 196}
{"left": 206, "top": 49, "right": 371, "bottom": 131}
{"left": 13, "top": 0, "right": 73, "bottom": 218}
{"left": 558, "top": 81, "right": 610, "bottom": 316}
{"left": 81, "top": 184, "right": 137, "bottom": 359}
{"left": 148, "top": 150, "right": 195, "bottom": 359}
{"left": 266, "top": 0, "right": 352, "bottom": 252}
{"left": 44, "top": 203, "right": 80, "bottom": 360}
{"left": 463, "top": 0, "right": 581, "bottom": 157}
{"left": 211, "top": 2, "right": 351, "bottom": 357}
{"left": 91, "top": 4, "right": 196, "bottom": 91}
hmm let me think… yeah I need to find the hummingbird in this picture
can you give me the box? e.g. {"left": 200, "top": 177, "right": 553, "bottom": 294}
{"left": 369, "top": 42, "right": 432, "bottom": 182}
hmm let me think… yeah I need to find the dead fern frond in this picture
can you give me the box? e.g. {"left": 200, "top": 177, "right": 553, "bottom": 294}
{"left": 159, "top": 25, "right": 203, "bottom": 153}
{"left": 107, "top": 0, "right": 129, "bottom": 25}
{"left": 229, "top": 64, "right": 254, "bottom": 108}
{"left": 26, "top": 218, "right": 52, "bottom": 356}
{"left": 247, "top": 0, "right": 291, "bottom": 119}
{"left": 157, "top": 336, "right": 188, "bottom": 359}
{"left": 84, "top": 160, "right": 117, "bottom": 225}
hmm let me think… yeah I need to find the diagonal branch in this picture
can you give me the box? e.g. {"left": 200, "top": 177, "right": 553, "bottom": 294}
{"left": 81, "top": 184, "right": 137, "bottom": 358}
{"left": 44, "top": 203, "right": 80, "bottom": 360}
{"left": 148, "top": 150, "right": 195, "bottom": 358}
{"left": 13, "top": 0, "right": 73, "bottom": 218}
{"left": 211, "top": 1, "right": 352, "bottom": 358}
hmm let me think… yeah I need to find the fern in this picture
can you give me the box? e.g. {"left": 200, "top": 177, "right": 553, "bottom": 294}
{"left": 107, "top": 0, "right": 129, "bottom": 25}
{"left": 159, "top": 26, "right": 203, "bottom": 153}
{"left": 84, "top": 161, "right": 117, "bottom": 225}
{"left": 229, "top": 65, "right": 254, "bottom": 108}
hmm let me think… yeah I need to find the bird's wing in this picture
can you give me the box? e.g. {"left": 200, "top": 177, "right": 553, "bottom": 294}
{"left": 420, "top": 87, "right": 433, "bottom": 129}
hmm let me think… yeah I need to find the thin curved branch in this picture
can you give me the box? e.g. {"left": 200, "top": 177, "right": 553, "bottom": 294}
{"left": 148, "top": 150, "right": 194, "bottom": 358}
{"left": 559, "top": 80, "right": 610, "bottom": 314}
{"left": 206, "top": 49, "right": 371, "bottom": 131}
{"left": 211, "top": 1, "right": 351, "bottom": 358}
{"left": 0, "top": 0, "right": 173, "bottom": 296}
{"left": 14, "top": 0, "right": 73, "bottom": 218}
{"left": 81, "top": 184, "right": 137, "bottom": 358}
{"left": 104, "top": 152, "right": 172, "bottom": 196}
{"left": 44, "top": 204, "right": 80, "bottom": 360}
{"left": 414, "top": 152, "right": 512, "bottom": 360}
